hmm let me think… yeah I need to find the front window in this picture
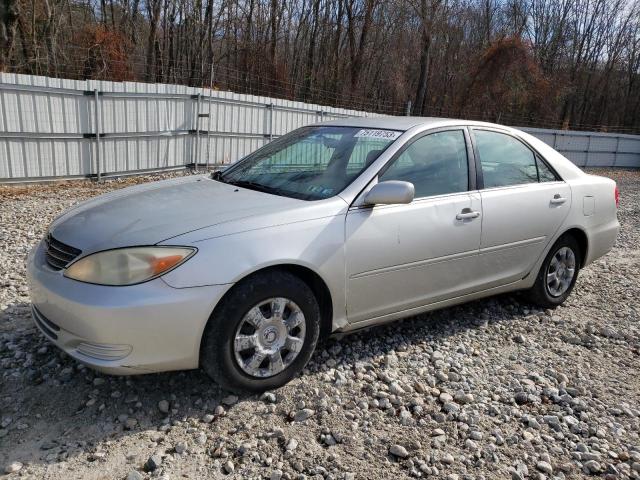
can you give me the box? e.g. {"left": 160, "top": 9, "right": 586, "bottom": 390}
{"left": 379, "top": 130, "right": 469, "bottom": 198}
{"left": 218, "top": 126, "right": 401, "bottom": 200}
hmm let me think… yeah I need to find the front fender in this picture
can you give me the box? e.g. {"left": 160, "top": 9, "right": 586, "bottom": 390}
{"left": 160, "top": 214, "right": 348, "bottom": 329}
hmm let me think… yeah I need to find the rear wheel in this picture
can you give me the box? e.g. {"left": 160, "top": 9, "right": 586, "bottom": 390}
{"left": 524, "top": 234, "right": 581, "bottom": 308}
{"left": 200, "top": 270, "right": 320, "bottom": 393}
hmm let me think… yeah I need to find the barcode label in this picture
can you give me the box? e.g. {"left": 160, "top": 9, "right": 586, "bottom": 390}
{"left": 354, "top": 129, "right": 402, "bottom": 140}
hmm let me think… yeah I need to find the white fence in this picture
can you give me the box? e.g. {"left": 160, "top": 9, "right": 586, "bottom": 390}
{"left": 520, "top": 127, "right": 640, "bottom": 169}
{"left": 0, "top": 73, "right": 383, "bottom": 181}
{"left": 0, "top": 73, "right": 639, "bottom": 182}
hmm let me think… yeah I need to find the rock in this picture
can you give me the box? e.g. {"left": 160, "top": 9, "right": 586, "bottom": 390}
{"left": 513, "top": 334, "right": 526, "bottom": 344}
{"left": 389, "top": 444, "right": 409, "bottom": 458}
{"left": 270, "top": 470, "right": 283, "bottom": 480}
{"left": 465, "top": 439, "right": 478, "bottom": 449}
{"left": 221, "top": 395, "right": 238, "bottom": 406}
{"left": 202, "top": 414, "right": 214, "bottom": 424}
{"left": 431, "top": 351, "right": 444, "bottom": 362}
{"left": 454, "top": 392, "right": 474, "bottom": 404}
{"left": 442, "top": 453, "right": 454, "bottom": 464}
{"left": 384, "top": 354, "right": 398, "bottom": 367}
{"left": 536, "top": 461, "right": 553, "bottom": 475}
{"left": 286, "top": 438, "right": 299, "bottom": 451}
{"left": 145, "top": 455, "right": 162, "bottom": 472}
{"left": 584, "top": 460, "right": 602, "bottom": 474}
{"left": 443, "top": 402, "right": 460, "bottom": 413}
{"left": 223, "top": 460, "right": 235, "bottom": 474}
{"left": 293, "top": 408, "right": 315, "bottom": 422}
{"left": 260, "top": 392, "right": 277, "bottom": 403}
{"left": 174, "top": 442, "right": 187, "bottom": 454}
{"left": 4, "top": 462, "right": 23, "bottom": 474}
{"left": 158, "top": 400, "right": 170, "bottom": 414}
{"left": 439, "top": 392, "right": 453, "bottom": 403}
{"left": 40, "top": 440, "right": 57, "bottom": 450}
{"left": 124, "top": 417, "right": 137, "bottom": 429}
{"left": 126, "top": 472, "right": 144, "bottom": 480}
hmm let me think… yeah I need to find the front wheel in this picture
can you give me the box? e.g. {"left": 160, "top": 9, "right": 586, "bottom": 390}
{"left": 200, "top": 270, "right": 320, "bottom": 393}
{"left": 524, "top": 234, "right": 582, "bottom": 308}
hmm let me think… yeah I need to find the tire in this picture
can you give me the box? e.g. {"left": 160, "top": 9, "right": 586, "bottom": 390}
{"left": 524, "top": 234, "right": 582, "bottom": 308}
{"left": 200, "top": 270, "right": 320, "bottom": 393}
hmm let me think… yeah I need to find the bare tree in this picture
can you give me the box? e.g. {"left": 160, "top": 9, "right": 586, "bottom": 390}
{"left": 1, "top": 0, "right": 639, "bottom": 132}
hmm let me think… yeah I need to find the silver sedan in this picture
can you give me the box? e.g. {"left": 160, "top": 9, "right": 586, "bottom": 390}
{"left": 27, "top": 117, "right": 620, "bottom": 392}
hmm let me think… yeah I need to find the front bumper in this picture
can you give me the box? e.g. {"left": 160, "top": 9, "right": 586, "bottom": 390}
{"left": 27, "top": 240, "right": 231, "bottom": 374}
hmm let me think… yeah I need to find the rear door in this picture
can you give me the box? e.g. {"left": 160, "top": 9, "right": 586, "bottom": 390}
{"left": 471, "top": 128, "right": 571, "bottom": 288}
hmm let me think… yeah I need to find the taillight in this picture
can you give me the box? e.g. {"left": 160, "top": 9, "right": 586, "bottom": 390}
{"left": 614, "top": 184, "right": 620, "bottom": 208}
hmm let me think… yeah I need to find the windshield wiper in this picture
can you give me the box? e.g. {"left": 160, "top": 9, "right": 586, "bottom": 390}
{"left": 226, "top": 179, "right": 282, "bottom": 195}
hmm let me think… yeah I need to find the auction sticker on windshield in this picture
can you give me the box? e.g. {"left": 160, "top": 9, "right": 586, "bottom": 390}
{"left": 354, "top": 129, "right": 402, "bottom": 140}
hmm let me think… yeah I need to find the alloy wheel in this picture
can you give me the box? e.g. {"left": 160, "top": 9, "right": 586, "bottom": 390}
{"left": 233, "top": 297, "right": 306, "bottom": 378}
{"left": 546, "top": 246, "right": 576, "bottom": 297}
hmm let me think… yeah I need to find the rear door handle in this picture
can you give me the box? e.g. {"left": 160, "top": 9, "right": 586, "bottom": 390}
{"left": 550, "top": 194, "right": 567, "bottom": 205}
{"left": 456, "top": 209, "right": 481, "bottom": 220}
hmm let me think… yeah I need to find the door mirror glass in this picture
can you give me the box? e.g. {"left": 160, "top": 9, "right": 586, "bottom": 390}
{"left": 364, "top": 180, "right": 415, "bottom": 205}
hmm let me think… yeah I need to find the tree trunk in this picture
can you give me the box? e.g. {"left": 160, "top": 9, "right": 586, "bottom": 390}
{"left": 0, "top": 0, "right": 20, "bottom": 69}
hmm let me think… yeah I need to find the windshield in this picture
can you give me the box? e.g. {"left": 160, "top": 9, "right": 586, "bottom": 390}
{"left": 218, "top": 126, "right": 402, "bottom": 200}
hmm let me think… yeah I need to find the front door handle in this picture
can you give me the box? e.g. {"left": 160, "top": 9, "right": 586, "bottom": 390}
{"left": 456, "top": 208, "right": 481, "bottom": 220}
{"left": 550, "top": 194, "right": 567, "bottom": 205}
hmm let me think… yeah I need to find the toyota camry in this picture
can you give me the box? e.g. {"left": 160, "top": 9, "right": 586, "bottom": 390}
{"left": 27, "top": 117, "right": 620, "bottom": 392}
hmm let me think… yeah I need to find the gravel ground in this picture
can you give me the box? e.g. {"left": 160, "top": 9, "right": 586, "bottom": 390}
{"left": 1, "top": 168, "right": 639, "bottom": 480}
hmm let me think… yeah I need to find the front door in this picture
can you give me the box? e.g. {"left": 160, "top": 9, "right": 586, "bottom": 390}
{"left": 345, "top": 129, "right": 483, "bottom": 324}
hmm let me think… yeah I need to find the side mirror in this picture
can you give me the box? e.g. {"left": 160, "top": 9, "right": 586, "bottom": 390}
{"left": 364, "top": 180, "right": 415, "bottom": 205}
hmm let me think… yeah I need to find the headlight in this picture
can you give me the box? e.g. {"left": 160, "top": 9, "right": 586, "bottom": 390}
{"left": 64, "top": 247, "right": 196, "bottom": 286}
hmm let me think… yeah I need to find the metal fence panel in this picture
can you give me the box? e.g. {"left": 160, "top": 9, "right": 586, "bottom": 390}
{"left": 1, "top": 73, "right": 639, "bottom": 182}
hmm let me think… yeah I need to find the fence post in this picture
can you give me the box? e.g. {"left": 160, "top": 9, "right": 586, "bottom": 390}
{"left": 94, "top": 89, "right": 102, "bottom": 182}
{"left": 207, "top": 64, "right": 214, "bottom": 171}
{"left": 406, "top": 100, "right": 412, "bottom": 116}
{"left": 193, "top": 93, "right": 201, "bottom": 172}
{"left": 269, "top": 103, "right": 274, "bottom": 141}
{"left": 584, "top": 134, "right": 592, "bottom": 168}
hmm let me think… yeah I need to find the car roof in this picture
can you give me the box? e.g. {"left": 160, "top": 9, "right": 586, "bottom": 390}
{"left": 313, "top": 116, "right": 510, "bottom": 131}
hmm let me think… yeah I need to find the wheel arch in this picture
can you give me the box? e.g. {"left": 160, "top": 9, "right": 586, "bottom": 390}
{"left": 201, "top": 263, "right": 335, "bottom": 350}
{"left": 561, "top": 227, "right": 588, "bottom": 267}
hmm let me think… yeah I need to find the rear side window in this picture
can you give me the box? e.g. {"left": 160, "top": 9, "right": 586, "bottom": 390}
{"left": 380, "top": 130, "right": 468, "bottom": 198}
{"left": 475, "top": 130, "right": 538, "bottom": 187}
{"left": 474, "top": 130, "right": 559, "bottom": 187}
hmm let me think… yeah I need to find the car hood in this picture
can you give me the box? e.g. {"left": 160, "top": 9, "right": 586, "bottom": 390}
{"left": 49, "top": 175, "right": 307, "bottom": 253}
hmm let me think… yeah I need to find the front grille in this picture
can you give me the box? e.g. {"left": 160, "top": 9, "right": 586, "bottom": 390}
{"left": 45, "top": 234, "right": 81, "bottom": 270}
{"left": 32, "top": 306, "right": 60, "bottom": 340}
